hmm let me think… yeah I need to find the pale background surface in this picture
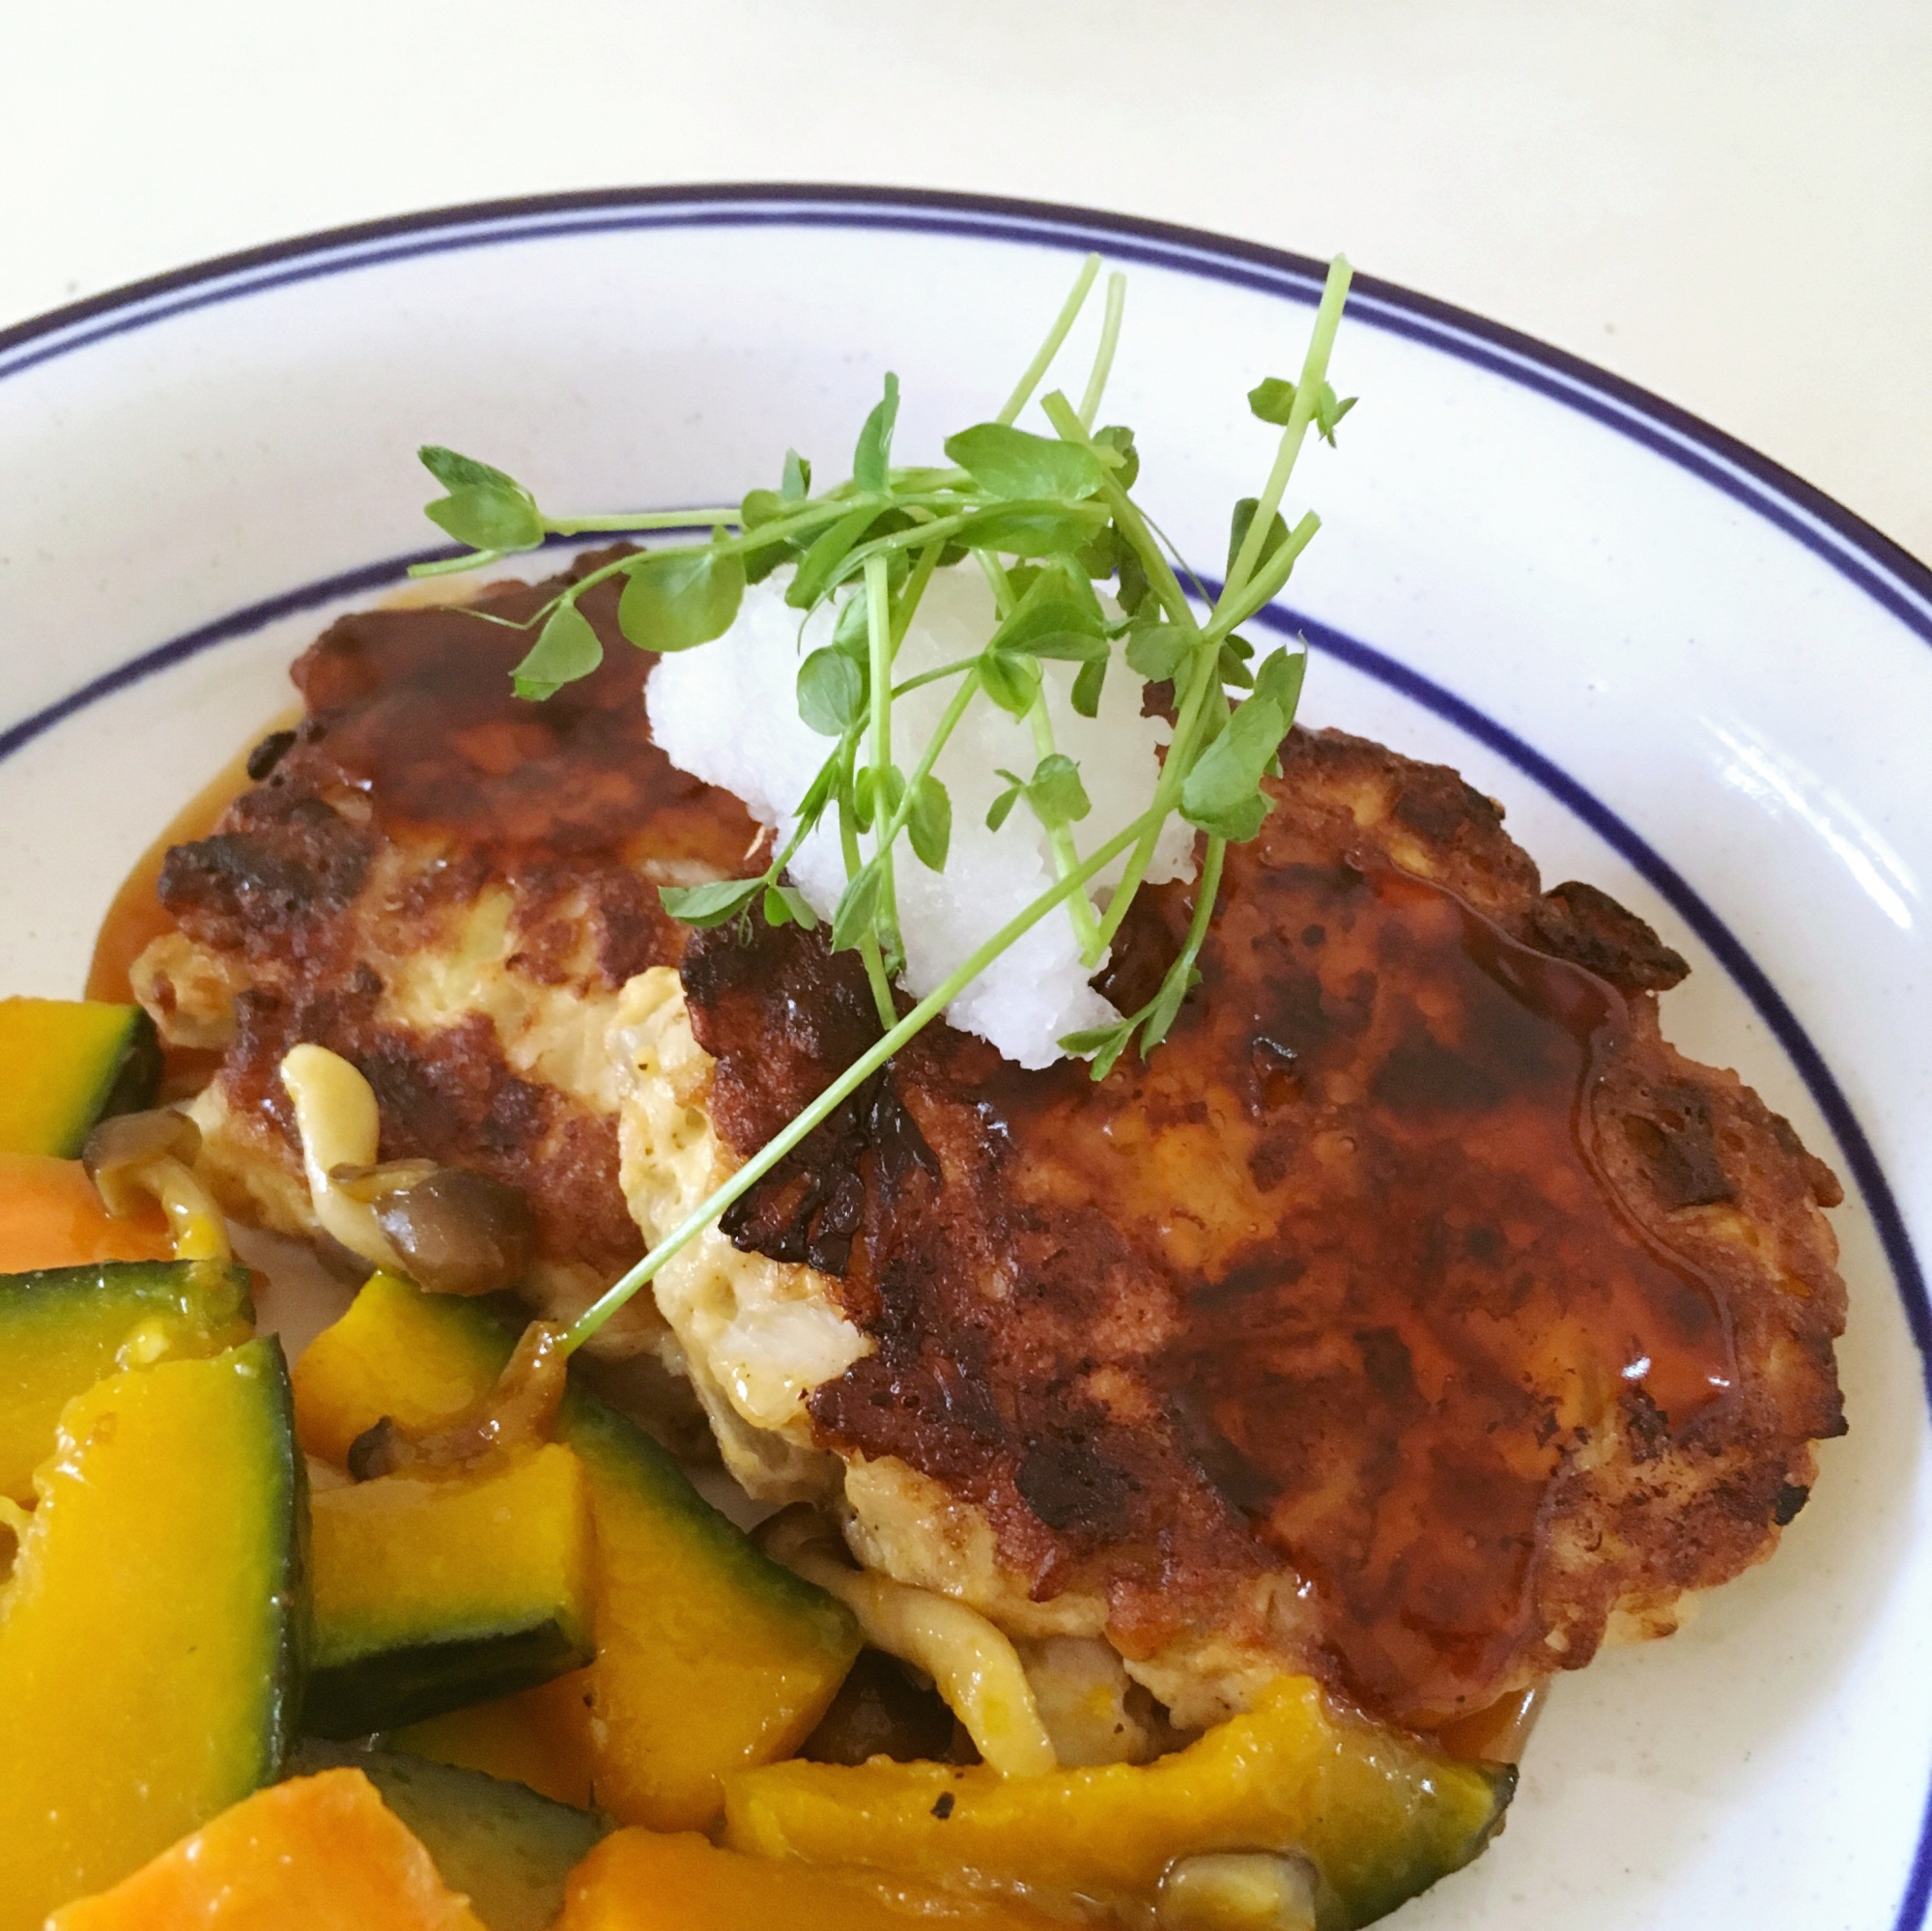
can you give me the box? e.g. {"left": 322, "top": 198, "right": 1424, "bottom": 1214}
{"left": 1, "top": 0, "right": 1926, "bottom": 561}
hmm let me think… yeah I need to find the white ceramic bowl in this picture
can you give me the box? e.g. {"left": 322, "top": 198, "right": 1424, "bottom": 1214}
{"left": 2, "top": 185, "right": 1927, "bottom": 1930}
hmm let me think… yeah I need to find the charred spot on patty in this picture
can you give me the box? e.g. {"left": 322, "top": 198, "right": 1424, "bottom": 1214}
{"left": 685, "top": 725, "right": 1849, "bottom": 1728}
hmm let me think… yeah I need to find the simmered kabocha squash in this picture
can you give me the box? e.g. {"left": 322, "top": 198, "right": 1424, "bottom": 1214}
{"left": 554, "top": 1828, "right": 1071, "bottom": 1931}
{"left": 0, "top": 1151, "right": 174, "bottom": 1274}
{"left": 293, "top": 1273, "right": 861, "bottom": 1829}
{"left": 386, "top": 1683, "right": 598, "bottom": 1810}
{"left": 290, "top": 1742, "right": 608, "bottom": 1931}
{"left": 0, "top": 1340, "right": 305, "bottom": 1931}
{"left": 0, "top": 997, "right": 160, "bottom": 1157}
{"left": 723, "top": 1676, "right": 1515, "bottom": 1929}
{"left": 0, "top": 1257, "right": 253, "bottom": 1503}
{"left": 307, "top": 1443, "right": 593, "bottom": 1737}
{"left": 46, "top": 1769, "right": 487, "bottom": 1931}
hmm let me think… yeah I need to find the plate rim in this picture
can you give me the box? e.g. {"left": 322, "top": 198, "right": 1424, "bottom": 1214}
{"left": 1, "top": 181, "right": 1926, "bottom": 1927}
{"left": 2, "top": 181, "right": 1927, "bottom": 628}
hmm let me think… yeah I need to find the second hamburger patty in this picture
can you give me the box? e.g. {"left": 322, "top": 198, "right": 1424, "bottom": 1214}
{"left": 673, "top": 726, "right": 1847, "bottom": 1729}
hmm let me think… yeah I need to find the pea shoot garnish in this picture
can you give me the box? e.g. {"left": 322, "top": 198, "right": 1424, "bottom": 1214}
{"left": 410, "top": 252, "right": 1355, "bottom": 1349}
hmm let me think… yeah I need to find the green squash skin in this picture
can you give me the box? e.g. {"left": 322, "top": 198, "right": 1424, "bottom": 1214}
{"left": 1330, "top": 1757, "right": 1517, "bottom": 1926}
{"left": 243, "top": 1335, "right": 311, "bottom": 1792}
{"left": 288, "top": 1740, "right": 606, "bottom": 1931}
{"left": 555, "top": 1390, "right": 858, "bottom": 1659}
{"left": 0, "top": 1260, "right": 255, "bottom": 1506}
{"left": 304, "top": 1617, "right": 594, "bottom": 1741}
{"left": 337, "top": 1277, "right": 855, "bottom": 1639}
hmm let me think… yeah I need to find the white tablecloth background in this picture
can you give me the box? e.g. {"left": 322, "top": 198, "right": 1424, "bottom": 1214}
{"left": 4, "top": 0, "right": 1925, "bottom": 561}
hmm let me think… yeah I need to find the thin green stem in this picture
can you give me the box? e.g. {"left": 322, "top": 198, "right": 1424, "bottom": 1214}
{"left": 1039, "top": 391, "right": 1195, "bottom": 631}
{"left": 1077, "top": 271, "right": 1127, "bottom": 430}
{"left": 996, "top": 253, "right": 1101, "bottom": 426}
{"left": 1024, "top": 688, "right": 1102, "bottom": 957}
{"left": 974, "top": 548, "right": 1016, "bottom": 618}
{"left": 876, "top": 665, "right": 980, "bottom": 861}
{"left": 891, "top": 538, "right": 946, "bottom": 648}
{"left": 891, "top": 655, "right": 980, "bottom": 700}
{"left": 1199, "top": 512, "right": 1321, "bottom": 643}
{"left": 1091, "top": 640, "right": 1222, "bottom": 951}
{"left": 1169, "top": 835, "right": 1225, "bottom": 997}
{"left": 561, "top": 807, "right": 1160, "bottom": 1354}
{"left": 838, "top": 780, "right": 897, "bottom": 1030}
{"left": 865, "top": 554, "right": 899, "bottom": 958}
{"left": 545, "top": 509, "right": 741, "bottom": 535}
{"left": 409, "top": 548, "right": 506, "bottom": 579}
{"left": 1221, "top": 255, "right": 1352, "bottom": 612}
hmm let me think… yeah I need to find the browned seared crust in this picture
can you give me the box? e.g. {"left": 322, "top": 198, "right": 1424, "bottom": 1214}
{"left": 686, "top": 725, "right": 1848, "bottom": 1728}
{"left": 146, "top": 552, "right": 758, "bottom": 1287}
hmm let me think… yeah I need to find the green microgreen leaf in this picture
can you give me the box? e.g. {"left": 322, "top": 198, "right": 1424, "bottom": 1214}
{"left": 1227, "top": 498, "right": 1290, "bottom": 581}
{"left": 788, "top": 502, "right": 880, "bottom": 609}
{"left": 1093, "top": 424, "right": 1139, "bottom": 489}
{"left": 797, "top": 647, "right": 866, "bottom": 736}
{"left": 510, "top": 600, "right": 603, "bottom": 701}
{"left": 1313, "top": 383, "right": 1357, "bottom": 445}
{"left": 1124, "top": 621, "right": 1191, "bottom": 684}
{"left": 830, "top": 860, "right": 885, "bottom": 953}
{"left": 781, "top": 449, "right": 812, "bottom": 501}
{"left": 618, "top": 546, "right": 746, "bottom": 652}
{"left": 852, "top": 374, "right": 900, "bottom": 494}
{"left": 1116, "top": 544, "right": 1151, "bottom": 616}
{"left": 1071, "top": 655, "right": 1107, "bottom": 718}
{"left": 964, "top": 498, "right": 1110, "bottom": 556}
{"left": 1057, "top": 1014, "right": 1138, "bottom": 1081}
{"left": 419, "top": 445, "right": 545, "bottom": 552}
{"left": 1025, "top": 753, "right": 1092, "bottom": 829}
{"left": 763, "top": 882, "right": 819, "bottom": 929}
{"left": 658, "top": 877, "right": 763, "bottom": 927}
{"left": 978, "top": 647, "right": 1042, "bottom": 717}
{"left": 852, "top": 763, "right": 906, "bottom": 835}
{"left": 1253, "top": 645, "right": 1308, "bottom": 721}
{"left": 1248, "top": 375, "right": 1355, "bottom": 443}
{"left": 986, "top": 772, "right": 1025, "bottom": 833}
{"left": 943, "top": 423, "right": 1106, "bottom": 502}
{"left": 741, "top": 488, "right": 784, "bottom": 528}
{"left": 1179, "top": 694, "right": 1287, "bottom": 841}
{"left": 1139, "top": 962, "right": 1203, "bottom": 1054}
{"left": 1247, "top": 377, "right": 1299, "bottom": 426}
{"left": 907, "top": 774, "right": 952, "bottom": 870}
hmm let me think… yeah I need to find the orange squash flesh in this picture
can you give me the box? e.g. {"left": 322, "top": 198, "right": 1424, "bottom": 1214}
{"left": 387, "top": 1676, "right": 598, "bottom": 1811}
{"left": 0, "top": 1153, "right": 172, "bottom": 1274}
{"left": 0, "top": 999, "right": 158, "bottom": 1158}
{"left": 308, "top": 1443, "right": 593, "bottom": 1736}
{"left": 0, "top": 1341, "right": 303, "bottom": 1931}
{"left": 298, "top": 1273, "right": 859, "bottom": 1830}
{"left": 46, "top": 1769, "right": 488, "bottom": 1930}
{"left": 555, "top": 1828, "right": 1069, "bottom": 1931}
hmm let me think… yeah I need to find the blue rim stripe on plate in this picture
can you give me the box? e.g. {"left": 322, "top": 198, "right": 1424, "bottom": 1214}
{"left": 2, "top": 185, "right": 1927, "bottom": 1929}
{"left": 2, "top": 185, "right": 1927, "bottom": 641}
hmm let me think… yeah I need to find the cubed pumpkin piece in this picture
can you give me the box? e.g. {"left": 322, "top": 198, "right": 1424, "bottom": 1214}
{"left": 724, "top": 1676, "right": 1515, "bottom": 1928}
{"left": 45, "top": 1768, "right": 486, "bottom": 1930}
{"left": 0, "top": 1257, "right": 253, "bottom": 1503}
{"left": 294, "top": 1271, "right": 512, "bottom": 1465}
{"left": 555, "top": 1828, "right": 1069, "bottom": 1931}
{"left": 389, "top": 1677, "right": 598, "bottom": 1810}
{"left": 308, "top": 1443, "right": 593, "bottom": 1737}
{"left": 0, "top": 1340, "right": 304, "bottom": 1931}
{"left": 0, "top": 997, "right": 159, "bottom": 1157}
{"left": 549, "top": 1395, "right": 861, "bottom": 1829}
{"left": 294, "top": 1272, "right": 860, "bottom": 1829}
{"left": 0, "top": 1152, "right": 173, "bottom": 1274}
{"left": 290, "top": 1743, "right": 607, "bottom": 1931}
